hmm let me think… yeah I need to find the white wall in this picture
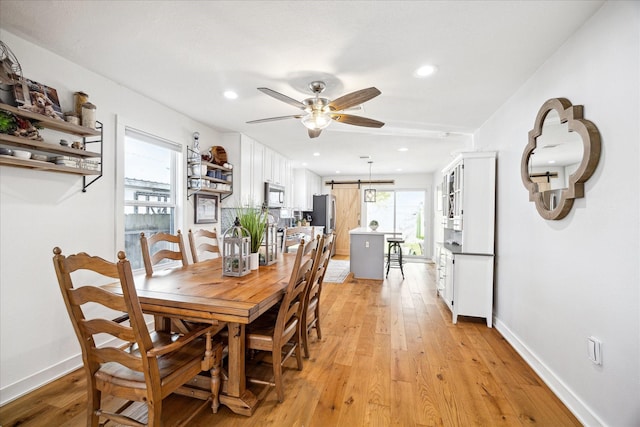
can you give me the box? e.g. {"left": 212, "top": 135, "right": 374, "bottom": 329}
{"left": 0, "top": 30, "right": 225, "bottom": 403}
{"left": 474, "top": 2, "right": 639, "bottom": 426}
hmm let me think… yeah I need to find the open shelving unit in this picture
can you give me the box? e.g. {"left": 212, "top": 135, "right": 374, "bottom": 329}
{"left": 0, "top": 103, "right": 103, "bottom": 192}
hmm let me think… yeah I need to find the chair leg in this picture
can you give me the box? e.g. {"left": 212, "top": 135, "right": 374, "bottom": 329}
{"left": 88, "top": 385, "right": 100, "bottom": 427}
{"left": 302, "top": 323, "right": 310, "bottom": 359}
{"left": 273, "top": 347, "right": 284, "bottom": 403}
{"left": 315, "top": 306, "right": 322, "bottom": 339}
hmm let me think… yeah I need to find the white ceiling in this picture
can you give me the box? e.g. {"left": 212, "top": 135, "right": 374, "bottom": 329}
{"left": 0, "top": 0, "right": 604, "bottom": 177}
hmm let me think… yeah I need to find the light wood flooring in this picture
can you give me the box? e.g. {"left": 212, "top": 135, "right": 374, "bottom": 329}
{"left": 0, "top": 260, "right": 581, "bottom": 426}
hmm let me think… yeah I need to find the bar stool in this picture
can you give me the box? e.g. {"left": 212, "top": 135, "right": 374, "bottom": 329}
{"left": 386, "top": 237, "right": 405, "bottom": 279}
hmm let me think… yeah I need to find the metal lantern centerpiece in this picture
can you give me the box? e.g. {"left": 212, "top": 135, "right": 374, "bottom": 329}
{"left": 222, "top": 217, "right": 251, "bottom": 276}
{"left": 259, "top": 222, "right": 278, "bottom": 266}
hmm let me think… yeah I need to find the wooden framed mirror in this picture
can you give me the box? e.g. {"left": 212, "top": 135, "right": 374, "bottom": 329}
{"left": 521, "top": 98, "right": 601, "bottom": 220}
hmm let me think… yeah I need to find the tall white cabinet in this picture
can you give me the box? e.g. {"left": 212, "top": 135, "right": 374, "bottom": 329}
{"left": 222, "top": 133, "right": 292, "bottom": 207}
{"left": 436, "top": 152, "right": 496, "bottom": 327}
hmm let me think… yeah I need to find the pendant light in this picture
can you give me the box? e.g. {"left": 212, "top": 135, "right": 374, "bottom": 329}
{"left": 364, "top": 161, "right": 376, "bottom": 202}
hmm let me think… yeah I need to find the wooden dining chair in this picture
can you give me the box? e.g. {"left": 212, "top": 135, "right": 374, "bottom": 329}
{"left": 301, "top": 233, "right": 335, "bottom": 358}
{"left": 140, "top": 230, "right": 188, "bottom": 276}
{"left": 52, "top": 247, "right": 225, "bottom": 426}
{"left": 188, "top": 228, "right": 220, "bottom": 263}
{"left": 244, "top": 240, "right": 314, "bottom": 402}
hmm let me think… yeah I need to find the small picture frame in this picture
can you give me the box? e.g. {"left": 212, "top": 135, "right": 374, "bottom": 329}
{"left": 14, "top": 78, "right": 64, "bottom": 120}
{"left": 194, "top": 193, "right": 218, "bottom": 224}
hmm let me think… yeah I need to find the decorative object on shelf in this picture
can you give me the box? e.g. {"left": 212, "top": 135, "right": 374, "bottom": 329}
{"left": 0, "top": 109, "right": 42, "bottom": 140}
{"left": 236, "top": 206, "right": 268, "bottom": 270}
{"left": 15, "top": 78, "right": 64, "bottom": 120}
{"left": 63, "top": 112, "right": 79, "bottom": 125}
{"left": 209, "top": 146, "right": 227, "bottom": 166}
{"left": 521, "top": 98, "right": 601, "bottom": 220}
{"left": 0, "top": 40, "right": 26, "bottom": 106}
{"left": 192, "top": 131, "right": 200, "bottom": 159}
{"left": 81, "top": 102, "right": 96, "bottom": 128}
{"left": 194, "top": 193, "right": 218, "bottom": 224}
{"left": 73, "top": 91, "right": 88, "bottom": 116}
{"left": 369, "top": 220, "right": 379, "bottom": 231}
{"left": 364, "top": 160, "right": 376, "bottom": 202}
{"left": 259, "top": 222, "right": 278, "bottom": 266}
{"left": 222, "top": 217, "right": 251, "bottom": 277}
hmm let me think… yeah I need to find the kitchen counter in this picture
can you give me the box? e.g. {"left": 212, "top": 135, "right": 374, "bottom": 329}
{"left": 440, "top": 242, "right": 493, "bottom": 257}
{"left": 349, "top": 227, "right": 387, "bottom": 235}
{"left": 349, "top": 227, "right": 385, "bottom": 280}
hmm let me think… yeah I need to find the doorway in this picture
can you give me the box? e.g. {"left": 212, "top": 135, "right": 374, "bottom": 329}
{"left": 331, "top": 185, "right": 361, "bottom": 256}
{"left": 365, "top": 190, "right": 427, "bottom": 259}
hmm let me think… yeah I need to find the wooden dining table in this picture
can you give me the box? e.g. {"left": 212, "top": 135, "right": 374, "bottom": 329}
{"left": 103, "top": 253, "right": 298, "bottom": 416}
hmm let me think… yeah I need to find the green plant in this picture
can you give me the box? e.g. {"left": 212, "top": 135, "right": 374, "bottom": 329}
{"left": 236, "top": 206, "right": 268, "bottom": 253}
{"left": 0, "top": 110, "right": 17, "bottom": 134}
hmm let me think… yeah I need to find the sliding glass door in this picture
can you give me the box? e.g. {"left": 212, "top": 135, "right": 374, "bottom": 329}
{"left": 366, "top": 190, "right": 426, "bottom": 259}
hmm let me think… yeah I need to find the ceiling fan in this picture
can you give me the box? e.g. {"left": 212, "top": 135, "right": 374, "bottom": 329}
{"left": 247, "top": 81, "right": 384, "bottom": 138}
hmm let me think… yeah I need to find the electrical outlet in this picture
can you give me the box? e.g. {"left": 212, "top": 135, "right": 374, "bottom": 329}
{"left": 365, "top": 241, "right": 370, "bottom": 248}
{"left": 587, "top": 336, "right": 602, "bottom": 365}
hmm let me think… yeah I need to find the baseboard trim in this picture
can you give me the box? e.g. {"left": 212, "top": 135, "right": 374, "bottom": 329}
{"left": 0, "top": 319, "right": 155, "bottom": 406}
{"left": 0, "top": 353, "right": 83, "bottom": 406}
{"left": 494, "top": 316, "right": 605, "bottom": 427}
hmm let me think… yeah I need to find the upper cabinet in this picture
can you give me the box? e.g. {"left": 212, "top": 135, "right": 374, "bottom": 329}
{"left": 0, "top": 103, "right": 103, "bottom": 192}
{"left": 293, "top": 168, "right": 322, "bottom": 211}
{"left": 222, "top": 133, "right": 291, "bottom": 207}
{"left": 442, "top": 152, "right": 496, "bottom": 254}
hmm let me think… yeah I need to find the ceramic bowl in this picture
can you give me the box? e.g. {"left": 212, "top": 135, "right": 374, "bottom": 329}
{"left": 31, "top": 153, "right": 49, "bottom": 162}
{"left": 0, "top": 147, "right": 12, "bottom": 156}
{"left": 12, "top": 150, "right": 32, "bottom": 159}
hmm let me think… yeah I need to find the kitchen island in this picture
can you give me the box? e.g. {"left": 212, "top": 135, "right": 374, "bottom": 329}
{"left": 349, "top": 227, "right": 386, "bottom": 280}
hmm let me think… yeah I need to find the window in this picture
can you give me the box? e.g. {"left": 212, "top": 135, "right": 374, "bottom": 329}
{"left": 366, "top": 190, "right": 426, "bottom": 258}
{"left": 124, "top": 129, "right": 181, "bottom": 270}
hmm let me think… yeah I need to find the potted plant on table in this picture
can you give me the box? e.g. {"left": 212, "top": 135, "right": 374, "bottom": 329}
{"left": 236, "top": 206, "right": 268, "bottom": 270}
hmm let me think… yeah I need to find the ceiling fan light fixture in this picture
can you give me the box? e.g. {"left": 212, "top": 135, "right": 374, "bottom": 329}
{"left": 301, "top": 110, "right": 332, "bottom": 130}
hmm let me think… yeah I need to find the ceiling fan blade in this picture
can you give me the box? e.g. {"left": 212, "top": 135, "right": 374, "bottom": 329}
{"left": 246, "top": 115, "right": 302, "bottom": 124}
{"left": 330, "top": 113, "right": 385, "bottom": 128}
{"left": 329, "top": 87, "right": 381, "bottom": 111}
{"left": 308, "top": 128, "right": 322, "bottom": 138}
{"left": 258, "top": 87, "right": 306, "bottom": 109}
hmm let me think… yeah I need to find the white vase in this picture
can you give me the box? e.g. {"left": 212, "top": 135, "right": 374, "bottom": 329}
{"left": 250, "top": 253, "right": 259, "bottom": 270}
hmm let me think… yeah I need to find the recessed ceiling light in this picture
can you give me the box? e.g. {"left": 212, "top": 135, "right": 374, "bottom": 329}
{"left": 302, "top": 162, "right": 308, "bottom": 166}
{"left": 223, "top": 90, "right": 238, "bottom": 100}
{"left": 335, "top": 170, "right": 341, "bottom": 174}
{"left": 398, "top": 147, "right": 409, "bottom": 152}
{"left": 414, "top": 64, "right": 437, "bottom": 78}
{"left": 548, "top": 160, "right": 556, "bottom": 164}
{"left": 313, "top": 152, "right": 320, "bottom": 156}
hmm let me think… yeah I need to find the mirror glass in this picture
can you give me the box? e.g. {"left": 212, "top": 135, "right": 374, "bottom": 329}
{"left": 522, "top": 97, "right": 600, "bottom": 220}
{"left": 528, "top": 110, "right": 583, "bottom": 210}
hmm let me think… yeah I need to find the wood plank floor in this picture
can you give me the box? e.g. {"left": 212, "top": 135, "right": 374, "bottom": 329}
{"left": 0, "top": 261, "right": 581, "bottom": 426}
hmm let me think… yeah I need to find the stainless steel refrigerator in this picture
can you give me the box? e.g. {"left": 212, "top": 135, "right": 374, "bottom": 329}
{"left": 312, "top": 194, "right": 336, "bottom": 234}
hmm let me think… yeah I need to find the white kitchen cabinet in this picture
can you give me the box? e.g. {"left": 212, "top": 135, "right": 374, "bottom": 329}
{"left": 437, "top": 152, "right": 496, "bottom": 327}
{"left": 438, "top": 249, "right": 494, "bottom": 327}
{"left": 222, "top": 133, "right": 262, "bottom": 206}
{"left": 293, "top": 168, "right": 322, "bottom": 210}
{"left": 442, "top": 152, "right": 496, "bottom": 255}
{"left": 222, "top": 132, "right": 292, "bottom": 207}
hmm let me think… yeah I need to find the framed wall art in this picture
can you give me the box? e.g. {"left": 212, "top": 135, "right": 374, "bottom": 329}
{"left": 194, "top": 193, "right": 218, "bottom": 224}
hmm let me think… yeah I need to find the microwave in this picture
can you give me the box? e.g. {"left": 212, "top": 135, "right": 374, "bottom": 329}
{"left": 264, "top": 182, "right": 285, "bottom": 208}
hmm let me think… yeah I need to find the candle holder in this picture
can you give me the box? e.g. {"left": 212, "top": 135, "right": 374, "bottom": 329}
{"left": 222, "top": 217, "right": 251, "bottom": 276}
{"left": 259, "top": 223, "right": 278, "bottom": 265}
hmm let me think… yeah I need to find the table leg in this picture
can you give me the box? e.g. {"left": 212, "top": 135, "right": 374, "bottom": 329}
{"left": 219, "top": 322, "right": 258, "bottom": 416}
